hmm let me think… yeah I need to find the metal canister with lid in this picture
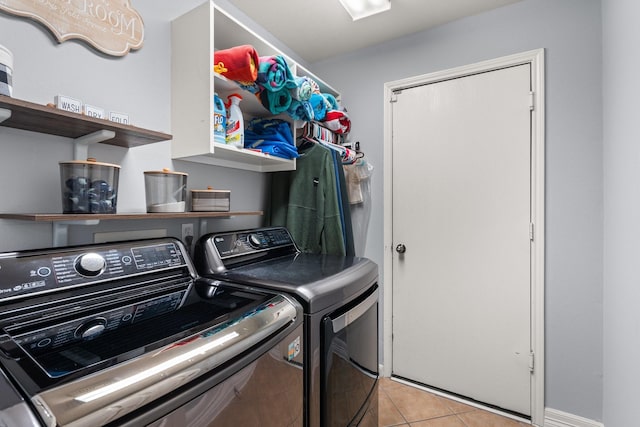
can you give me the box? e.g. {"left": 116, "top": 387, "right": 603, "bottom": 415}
{"left": 144, "top": 168, "right": 188, "bottom": 212}
{"left": 190, "top": 186, "right": 230, "bottom": 212}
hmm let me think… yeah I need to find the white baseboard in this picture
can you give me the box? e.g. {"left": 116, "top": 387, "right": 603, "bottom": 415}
{"left": 545, "top": 408, "right": 604, "bottom": 427}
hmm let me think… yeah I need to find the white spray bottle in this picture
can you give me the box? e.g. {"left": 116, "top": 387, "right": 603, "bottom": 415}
{"left": 225, "top": 93, "right": 244, "bottom": 148}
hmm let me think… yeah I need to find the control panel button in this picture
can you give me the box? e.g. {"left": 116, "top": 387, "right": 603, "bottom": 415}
{"left": 37, "top": 338, "right": 52, "bottom": 348}
{"left": 75, "top": 318, "right": 107, "bottom": 340}
{"left": 75, "top": 253, "right": 106, "bottom": 277}
{"left": 37, "top": 267, "right": 52, "bottom": 277}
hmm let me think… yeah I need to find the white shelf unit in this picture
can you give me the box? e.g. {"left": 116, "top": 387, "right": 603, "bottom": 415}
{"left": 170, "top": 1, "right": 340, "bottom": 172}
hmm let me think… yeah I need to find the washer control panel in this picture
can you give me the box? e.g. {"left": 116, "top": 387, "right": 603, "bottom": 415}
{"left": 11, "top": 289, "right": 187, "bottom": 356}
{"left": 212, "top": 227, "right": 295, "bottom": 258}
{"left": 0, "top": 240, "right": 188, "bottom": 302}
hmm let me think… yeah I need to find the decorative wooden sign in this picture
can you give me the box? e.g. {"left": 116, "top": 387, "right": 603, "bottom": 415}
{"left": 0, "top": 0, "right": 144, "bottom": 56}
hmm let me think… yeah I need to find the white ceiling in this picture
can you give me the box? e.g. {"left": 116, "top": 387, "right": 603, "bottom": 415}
{"left": 225, "top": 0, "right": 522, "bottom": 63}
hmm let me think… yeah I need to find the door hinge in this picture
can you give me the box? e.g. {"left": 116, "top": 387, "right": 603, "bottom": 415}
{"left": 529, "top": 223, "right": 534, "bottom": 241}
{"left": 529, "top": 351, "right": 535, "bottom": 373}
{"left": 390, "top": 90, "right": 401, "bottom": 103}
{"left": 528, "top": 91, "right": 535, "bottom": 111}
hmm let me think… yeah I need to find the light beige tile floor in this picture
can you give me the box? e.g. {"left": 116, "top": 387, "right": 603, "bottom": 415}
{"left": 378, "top": 378, "right": 531, "bottom": 427}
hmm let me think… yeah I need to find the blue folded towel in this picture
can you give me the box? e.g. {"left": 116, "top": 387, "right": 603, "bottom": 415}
{"left": 245, "top": 127, "right": 292, "bottom": 147}
{"left": 287, "top": 99, "right": 314, "bottom": 121}
{"left": 246, "top": 118, "right": 293, "bottom": 143}
{"left": 257, "top": 56, "right": 297, "bottom": 92}
{"left": 256, "top": 141, "right": 300, "bottom": 159}
{"left": 259, "top": 87, "right": 292, "bottom": 114}
{"left": 291, "top": 76, "right": 313, "bottom": 101}
{"left": 244, "top": 118, "right": 298, "bottom": 159}
{"left": 322, "top": 93, "right": 340, "bottom": 110}
{"left": 309, "top": 93, "right": 327, "bottom": 121}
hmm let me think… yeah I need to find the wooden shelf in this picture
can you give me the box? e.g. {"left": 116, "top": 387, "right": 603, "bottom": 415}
{"left": 0, "top": 97, "right": 172, "bottom": 148}
{"left": 0, "top": 211, "right": 264, "bottom": 247}
{"left": 0, "top": 211, "right": 263, "bottom": 222}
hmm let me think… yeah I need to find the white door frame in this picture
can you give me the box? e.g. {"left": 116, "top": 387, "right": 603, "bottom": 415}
{"left": 383, "top": 48, "right": 545, "bottom": 426}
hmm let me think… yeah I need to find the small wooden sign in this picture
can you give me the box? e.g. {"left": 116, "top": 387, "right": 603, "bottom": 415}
{"left": 109, "top": 111, "right": 129, "bottom": 124}
{"left": 0, "top": 0, "right": 144, "bottom": 57}
{"left": 54, "top": 94, "right": 82, "bottom": 113}
{"left": 84, "top": 104, "right": 104, "bottom": 118}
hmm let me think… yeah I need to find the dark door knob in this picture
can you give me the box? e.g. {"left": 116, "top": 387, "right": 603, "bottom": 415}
{"left": 395, "top": 244, "right": 406, "bottom": 254}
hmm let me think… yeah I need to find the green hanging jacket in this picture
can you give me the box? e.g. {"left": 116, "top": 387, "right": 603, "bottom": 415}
{"left": 270, "top": 143, "right": 346, "bottom": 256}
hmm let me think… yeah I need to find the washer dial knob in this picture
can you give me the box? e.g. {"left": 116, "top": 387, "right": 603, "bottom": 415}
{"left": 75, "top": 318, "right": 107, "bottom": 340}
{"left": 75, "top": 253, "right": 106, "bottom": 277}
{"left": 248, "top": 233, "right": 263, "bottom": 248}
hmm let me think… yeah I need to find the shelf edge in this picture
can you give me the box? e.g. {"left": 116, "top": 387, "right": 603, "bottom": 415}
{"left": 0, "top": 212, "right": 264, "bottom": 222}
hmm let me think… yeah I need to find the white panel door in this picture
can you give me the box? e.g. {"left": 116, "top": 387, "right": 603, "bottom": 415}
{"left": 391, "top": 64, "right": 532, "bottom": 415}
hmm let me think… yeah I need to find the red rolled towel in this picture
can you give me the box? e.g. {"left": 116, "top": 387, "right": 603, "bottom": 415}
{"left": 214, "top": 45, "right": 259, "bottom": 83}
{"left": 323, "top": 110, "right": 351, "bottom": 135}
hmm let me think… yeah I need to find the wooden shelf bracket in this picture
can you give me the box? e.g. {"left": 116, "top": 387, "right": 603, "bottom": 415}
{"left": 73, "top": 129, "right": 117, "bottom": 160}
{"left": 0, "top": 108, "right": 11, "bottom": 124}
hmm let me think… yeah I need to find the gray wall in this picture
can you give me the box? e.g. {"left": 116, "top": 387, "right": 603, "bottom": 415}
{"left": 0, "top": 0, "right": 308, "bottom": 251}
{"left": 313, "top": 0, "right": 604, "bottom": 421}
{"left": 602, "top": 1, "right": 640, "bottom": 426}
{"left": 0, "top": 0, "right": 611, "bottom": 422}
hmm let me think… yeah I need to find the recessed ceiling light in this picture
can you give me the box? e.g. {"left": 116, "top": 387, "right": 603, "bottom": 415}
{"left": 338, "top": 0, "right": 391, "bottom": 21}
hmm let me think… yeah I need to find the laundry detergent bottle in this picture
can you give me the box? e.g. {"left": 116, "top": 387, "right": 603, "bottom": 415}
{"left": 213, "top": 93, "right": 226, "bottom": 144}
{"left": 225, "top": 93, "right": 244, "bottom": 148}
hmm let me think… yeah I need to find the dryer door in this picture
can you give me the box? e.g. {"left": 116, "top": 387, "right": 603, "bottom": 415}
{"left": 321, "top": 285, "right": 378, "bottom": 426}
